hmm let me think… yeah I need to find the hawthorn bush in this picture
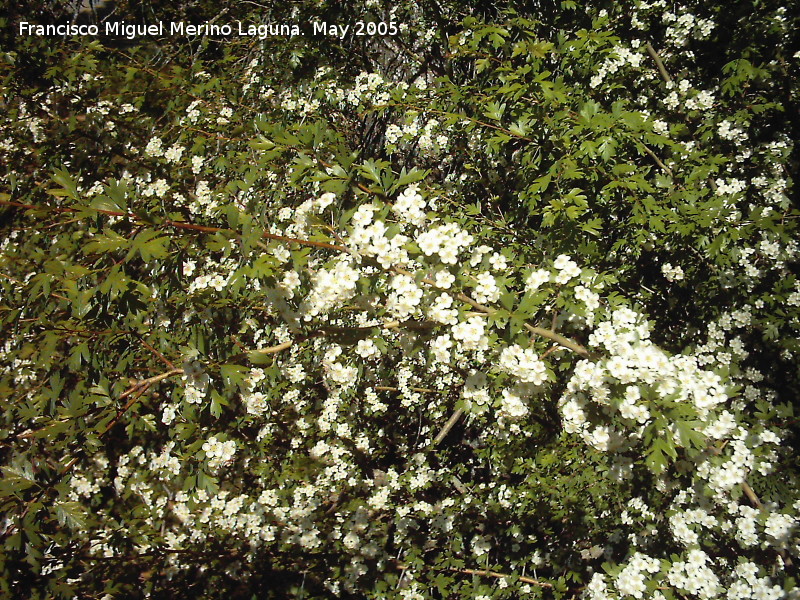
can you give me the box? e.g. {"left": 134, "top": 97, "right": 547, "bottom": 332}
{"left": 1, "top": 1, "right": 799, "bottom": 599}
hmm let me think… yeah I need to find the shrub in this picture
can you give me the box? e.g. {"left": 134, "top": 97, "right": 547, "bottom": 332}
{"left": 1, "top": 1, "right": 798, "bottom": 598}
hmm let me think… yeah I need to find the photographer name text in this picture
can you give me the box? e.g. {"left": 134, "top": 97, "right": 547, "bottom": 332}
{"left": 18, "top": 20, "right": 400, "bottom": 40}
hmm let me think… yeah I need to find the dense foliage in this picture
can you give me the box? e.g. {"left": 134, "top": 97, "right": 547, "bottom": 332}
{"left": 1, "top": 1, "right": 799, "bottom": 598}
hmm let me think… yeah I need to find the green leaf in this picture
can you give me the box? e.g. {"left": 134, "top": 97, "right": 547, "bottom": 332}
{"left": 132, "top": 230, "right": 170, "bottom": 262}
{"left": 0, "top": 466, "right": 36, "bottom": 496}
{"left": 483, "top": 101, "right": 506, "bottom": 121}
{"left": 390, "top": 168, "right": 429, "bottom": 193}
{"left": 52, "top": 168, "right": 79, "bottom": 200}
{"left": 84, "top": 229, "right": 130, "bottom": 255}
{"left": 359, "top": 159, "right": 390, "bottom": 186}
{"left": 248, "top": 350, "right": 275, "bottom": 365}
{"left": 54, "top": 501, "right": 88, "bottom": 529}
{"left": 220, "top": 364, "right": 249, "bottom": 388}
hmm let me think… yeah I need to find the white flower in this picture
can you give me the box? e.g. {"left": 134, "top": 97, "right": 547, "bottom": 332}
{"left": 316, "top": 192, "right": 336, "bottom": 211}
{"left": 473, "top": 271, "right": 500, "bottom": 304}
{"left": 662, "top": 263, "right": 685, "bottom": 282}
{"left": 355, "top": 338, "right": 380, "bottom": 359}
{"left": 164, "top": 144, "right": 184, "bottom": 163}
{"left": 434, "top": 270, "right": 455, "bottom": 289}
{"left": 144, "top": 136, "right": 163, "bottom": 157}
{"left": 392, "top": 186, "right": 427, "bottom": 226}
{"left": 499, "top": 389, "right": 528, "bottom": 419}
{"left": 452, "top": 316, "right": 487, "bottom": 351}
{"left": 553, "top": 254, "right": 580, "bottom": 283}
{"left": 526, "top": 268, "right": 550, "bottom": 290}
{"left": 498, "top": 345, "right": 547, "bottom": 384}
{"left": 472, "top": 535, "right": 491, "bottom": 556}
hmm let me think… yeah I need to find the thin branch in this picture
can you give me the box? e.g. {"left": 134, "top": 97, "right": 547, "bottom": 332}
{"left": 640, "top": 143, "right": 674, "bottom": 178}
{"left": 119, "top": 368, "right": 184, "bottom": 400}
{"left": 249, "top": 320, "right": 437, "bottom": 357}
{"left": 740, "top": 482, "right": 793, "bottom": 566}
{"left": 250, "top": 340, "right": 294, "bottom": 355}
{"left": 370, "top": 102, "right": 534, "bottom": 142}
{"left": 6, "top": 199, "right": 593, "bottom": 360}
{"left": 375, "top": 385, "right": 444, "bottom": 394}
{"left": 432, "top": 408, "right": 464, "bottom": 446}
{"left": 315, "top": 157, "right": 387, "bottom": 199}
{"left": 0, "top": 199, "right": 348, "bottom": 254}
{"left": 395, "top": 561, "right": 553, "bottom": 588}
{"left": 0, "top": 197, "right": 124, "bottom": 217}
{"left": 522, "top": 323, "right": 593, "bottom": 359}
{"left": 0, "top": 271, "right": 70, "bottom": 301}
{"left": 136, "top": 334, "right": 175, "bottom": 369}
{"left": 456, "top": 286, "right": 592, "bottom": 358}
{"left": 645, "top": 42, "right": 672, "bottom": 84}
{"left": 15, "top": 418, "right": 72, "bottom": 440}
{"left": 261, "top": 231, "right": 348, "bottom": 253}
{"left": 741, "top": 481, "right": 762, "bottom": 509}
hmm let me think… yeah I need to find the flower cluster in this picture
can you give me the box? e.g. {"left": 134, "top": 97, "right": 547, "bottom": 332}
{"left": 201, "top": 436, "right": 237, "bottom": 470}
{"left": 416, "top": 223, "right": 475, "bottom": 264}
{"left": 559, "top": 308, "right": 729, "bottom": 454}
{"left": 497, "top": 344, "right": 548, "bottom": 384}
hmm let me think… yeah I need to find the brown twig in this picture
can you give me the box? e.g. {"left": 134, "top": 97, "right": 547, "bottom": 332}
{"left": 0, "top": 199, "right": 349, "bottom": 254}
{"left": 0, "top": 271, "right": 70, "bottom": 301}
{"left": 741, "top": 481, "right": 762, "bottom": 509}
{"left": 370, "top": 102, "right": 534, "bottom": 142}
{"left": 250, "top": 340, "right": 294, "bottom": 355}
{"left": 118, "top": 368, "right": 184, "bottom": 401}
{"left": 394, "top": 560, "right": 553, "bottom": 588}
{"left": 645, "top": 42, "right": 672, "bottom": 84}
{"left": 136, "top": 334, "right": 175, "bottom": 369}
{"left": 375, "top": 385, "right": 443, "bottom": 394}
{"left": 740, "top": 481, "right": 793, "bottom": 566}
{"left": 640, "top": 143, "right": 674, "bottom": 178}
{"left": 7, "top": 198, "right": 593, "bottom": 361}
{"left": 432, "top": 408, "right": 464, "bottom": 446}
